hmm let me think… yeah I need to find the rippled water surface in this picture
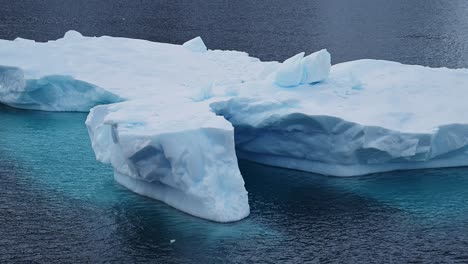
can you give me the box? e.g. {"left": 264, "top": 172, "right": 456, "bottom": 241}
{"left": 2, "top": 1, "right": 468, "bottom": 263}
{"left": 1, "top": 0, "right": 468, "bottom": 66}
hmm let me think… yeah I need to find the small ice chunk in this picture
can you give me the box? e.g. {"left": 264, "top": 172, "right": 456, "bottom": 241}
{"left": 300, "top": 49, "right": 331, "bottom": 84}
{"left": 183, "top": 36, "right": 207, "bottom": 52}
{"left": 63, "top": 30, "right": 83, "bottom": 39}
{"left": 170, "top": 239, "right": 176, "bottom": 243}
{"left": 13, "top": 37, "right": 35, "bottom": 43}
{"left": 274, "top": 52, "right": 305, "bottom": 87}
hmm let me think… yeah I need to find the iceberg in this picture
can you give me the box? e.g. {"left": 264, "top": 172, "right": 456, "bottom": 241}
{"left": 86, "top": 99, "right": 249, "bottom": 222}
{"left": 2, "top": 31, "right": 468, "bottom": 221}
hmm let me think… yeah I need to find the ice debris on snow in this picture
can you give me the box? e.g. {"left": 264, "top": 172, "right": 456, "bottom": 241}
{"left": 182, "top": 36, "right": 207, "bottom": 52}
{"left": 63, "top": 30, "right": 84, "bottom": 40}
{"left": 274, "top": 49, "right": 331, "bottom": 87}
{"left": 301, "top": 49, "right": 331, "bottom": 84}
{"left": 274, "top": 52, "right": 305, "bottom": 87}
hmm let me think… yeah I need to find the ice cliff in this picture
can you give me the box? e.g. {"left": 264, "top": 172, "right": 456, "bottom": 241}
{"left": 1, "top": 31, "right": 468, "bottom": 222}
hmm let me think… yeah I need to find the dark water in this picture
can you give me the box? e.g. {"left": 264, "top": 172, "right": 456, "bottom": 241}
{"left": 2, "top": 1, "right": 468, "bottom": 263}
{"left": 1, "top": 0, "right": 468, "bottom": 67}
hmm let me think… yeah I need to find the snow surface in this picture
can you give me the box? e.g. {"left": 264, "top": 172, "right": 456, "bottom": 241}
{"left": 2, "top": 31, "right": 468, "bottom": 221}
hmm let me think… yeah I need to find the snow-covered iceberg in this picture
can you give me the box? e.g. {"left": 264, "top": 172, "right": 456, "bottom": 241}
{"left": 2, "top": 31, "right": 468, "bottom": 221}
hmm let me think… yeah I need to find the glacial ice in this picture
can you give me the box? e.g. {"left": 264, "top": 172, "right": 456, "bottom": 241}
{"left": 274, "top": 52, "right": 305, "bottom": 87}
{"left": 86, "top": 100, "right": 249, "bottom": 222}
{"left": 300, "top": 49, "right": 331, "bottom": 84}
{"left": 182, "top": 36, "right": 207, "bottom": 52}
{"left": 0, "top": 66, "right": 121, "bottom": 111}
{"left": 2, "top": 31, "right": 468, "bottom": 221}
{"left": 274, "top": 49, "right": 331, "bottom": 87}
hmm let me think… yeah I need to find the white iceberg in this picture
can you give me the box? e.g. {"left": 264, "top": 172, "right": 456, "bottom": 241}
{"left": 86, "top": 99, "right": 249, "bottom": 222}
{"left": 2, "top": 31, "right": 468, "bottom": 221}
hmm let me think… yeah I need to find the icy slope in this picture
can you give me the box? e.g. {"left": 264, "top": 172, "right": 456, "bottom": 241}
{"left": 2, "top": 31, "right": 468, "bottom": 221}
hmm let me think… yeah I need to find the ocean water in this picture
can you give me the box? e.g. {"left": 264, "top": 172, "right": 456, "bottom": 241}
{"left": 1, "top": 0, "right": 468, "bottom": 68}
{"left": 2, "top": 0, "right": 468, "bottom": 263}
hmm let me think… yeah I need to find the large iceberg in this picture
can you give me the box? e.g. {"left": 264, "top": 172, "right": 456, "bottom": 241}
{"left": 86, "top": 99, "right": 248, "bottom": 222}
{"left": 2, "top": 31, "right": 468, "bottom": 221}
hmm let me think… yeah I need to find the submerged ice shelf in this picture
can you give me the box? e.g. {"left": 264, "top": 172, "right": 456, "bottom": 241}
{"left": 2, "top": 31, "right": 468, "bottom": 222}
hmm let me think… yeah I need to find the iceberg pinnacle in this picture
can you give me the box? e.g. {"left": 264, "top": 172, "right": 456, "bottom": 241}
{"left": 301, "top": 49, "right": 331, "bottom": 83}
{"left": 1, "top": 31, "right": 468, "bottom": 221}
{"left": 274, "top": 49, "right": 331, "bottom": 87}
{"left": 274, "top": 52, "right": 305, "bottom": 87}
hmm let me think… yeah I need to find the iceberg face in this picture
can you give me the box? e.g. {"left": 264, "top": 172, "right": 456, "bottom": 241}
{"left": 211, "top": 99, "right": 468, "bottom": 176}
{"left": 0, "top": 66, "right": 121, "bottom": 111}
{"left": 2, "top": 31, "right": 468, "bottom": 221}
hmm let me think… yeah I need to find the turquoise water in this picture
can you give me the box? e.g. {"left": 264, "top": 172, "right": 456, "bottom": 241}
{"left": 1, "top": 105, "right": 468, "bottom": 263}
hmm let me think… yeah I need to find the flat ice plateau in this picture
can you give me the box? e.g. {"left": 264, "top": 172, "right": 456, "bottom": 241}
{"left": 2, "top": 31, "right": 468, "bottom": 222}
